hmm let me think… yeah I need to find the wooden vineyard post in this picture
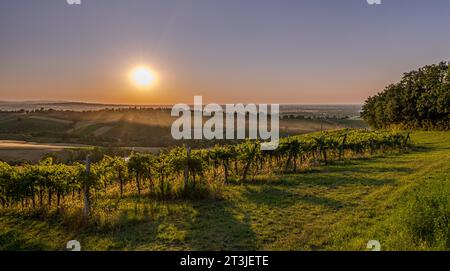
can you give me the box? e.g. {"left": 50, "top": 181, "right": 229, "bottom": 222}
{"left": 339, "top": 134, "right": 347, "bottom": 160}
{"left": 83, "top": 155, "right": 90, "bottom": 219}
{"left": 184, "top": 146, "right": 191, "bottom": 185}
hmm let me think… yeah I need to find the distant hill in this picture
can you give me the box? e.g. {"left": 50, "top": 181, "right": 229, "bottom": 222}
{"left": 0, "top": 101, "right": 168, "bottom": 112}
{"left": 0, "top": 100, "right": 362, "bottom": 117}
{"left": 0, "top": 106, "right": 367, "bottom": 152}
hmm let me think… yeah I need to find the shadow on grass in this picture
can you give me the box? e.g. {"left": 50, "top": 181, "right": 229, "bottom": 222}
{"left": 185, "top": 200, "right": 257, "bottom": 250}
{"left": 243, "top": 186, "right": 345, "bottom": 210}
{"left": 411, "top": 145, "right": 439, "bottom": 153}
{"left": 80, "top": 201, "right": 187, "bottom": 250}
{"left": 0, "top": 216, "right": 65, "bottom": 250}
{"left": 319, "top": 164, "right": 415, "bottom": 174}
{"left": 0, "top": 226, "right": 49, "bottom": 250}
{"left": 81, "top": 198, "right": 257, "bottom": 250}
{"left": 226, "top": 167, "right": 399, "bottom": 188}
{"left": 226, "top": 151, "right": 419, "bottom": 188}
{"left": 281, "top": 174, "right": 396, "bottom": 187}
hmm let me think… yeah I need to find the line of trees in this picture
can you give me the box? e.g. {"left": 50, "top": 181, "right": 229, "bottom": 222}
{"left": 362, "top": 61, "right": 450, "bottom": 130}
{"left": 0, "top": 129, "right": 410, "bottom": 213}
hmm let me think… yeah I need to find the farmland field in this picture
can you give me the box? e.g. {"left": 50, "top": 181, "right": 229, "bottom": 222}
{"left": 1, "top": 131, "right": 448, "bottom": 251}
{"left": 0, "top": 140, "right": 89, "bottom": 162}
{"left": 0, "top": 105, "right": 366, "bottom": 162}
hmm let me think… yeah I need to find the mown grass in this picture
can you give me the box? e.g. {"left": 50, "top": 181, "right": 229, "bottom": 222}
{"left": 0, "top": 131, "right": 448, "bottom": 251}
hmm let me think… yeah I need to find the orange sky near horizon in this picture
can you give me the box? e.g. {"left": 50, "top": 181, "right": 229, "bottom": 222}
{"left": 1, "top": 1, "right": 449, "bottom": 105}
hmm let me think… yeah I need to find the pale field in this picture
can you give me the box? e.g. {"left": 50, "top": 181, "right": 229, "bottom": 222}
{"left": 28, "top": 116, "right": 73, "bottom": 124}
{"left": 0, "top": 140, "right": 161, "bottom": 162}
{"left": 0, "top": 140, "right": 88, "bottom": 162}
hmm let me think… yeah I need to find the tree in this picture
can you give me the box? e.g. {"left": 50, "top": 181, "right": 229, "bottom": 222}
{"left": 362, "top": 61, "right": 449, "bottom": 130}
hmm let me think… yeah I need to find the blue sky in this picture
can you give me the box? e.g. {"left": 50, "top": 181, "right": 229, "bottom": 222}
{"left": 1, "top": 0, "right": 449, "bottom": 104}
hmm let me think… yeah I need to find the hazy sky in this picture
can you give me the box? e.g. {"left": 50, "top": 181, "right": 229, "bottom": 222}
{"left": 1, "top": 0, "right": 450, "bottom": 105}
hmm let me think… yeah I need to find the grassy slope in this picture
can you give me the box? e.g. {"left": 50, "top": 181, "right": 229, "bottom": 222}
{"left": 0, "top": 131, "right": 448, "bottom": 251}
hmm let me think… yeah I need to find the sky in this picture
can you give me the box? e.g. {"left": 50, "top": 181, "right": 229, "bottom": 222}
{"left": 0, "top": 0, "right": 450, "bottom": 105}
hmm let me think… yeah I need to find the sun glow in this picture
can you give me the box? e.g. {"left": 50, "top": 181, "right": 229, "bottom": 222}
{"left": 130, "top": 66, "right": 157, "bottom": 88}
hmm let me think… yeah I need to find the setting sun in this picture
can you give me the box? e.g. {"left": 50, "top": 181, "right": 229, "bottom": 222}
{"left": 130, "top": 66, "right": 157, "bottom": 88}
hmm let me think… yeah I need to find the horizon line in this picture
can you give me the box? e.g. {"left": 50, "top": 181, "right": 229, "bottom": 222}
{"left": 0, "top": 99, "right": 364, "bottom": 106}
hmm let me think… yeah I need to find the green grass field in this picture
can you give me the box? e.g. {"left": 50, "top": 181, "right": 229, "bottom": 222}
{"left": 0, "top": 131, "right": 448, "bottom": 251}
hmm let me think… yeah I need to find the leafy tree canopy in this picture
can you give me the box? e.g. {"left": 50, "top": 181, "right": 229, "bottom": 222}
{"left": 362, "top": 61, "right": 450, "bottom": 130}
